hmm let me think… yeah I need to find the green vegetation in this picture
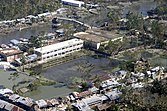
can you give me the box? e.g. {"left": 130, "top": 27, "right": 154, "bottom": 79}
{"left": 0, "top": 0, "right": 60, "bottom": 20}
{"left": 29, "top": 35, "right": 43, "bottom": 48}
{"left": 27, "top": 78, "right": 56, "bottom": 91}
{"left": 118, "top": 79, "right": 167, "bottom": 111}
{"left": 126, "top": 12, "right": 144, "bottom": 31}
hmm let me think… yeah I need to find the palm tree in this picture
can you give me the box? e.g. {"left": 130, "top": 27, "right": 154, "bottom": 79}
{"left": 20, "top": 54, "right": 26, "bottom": 72}
{"left": 151, "top": 20, "right": 165, "bottom": 48}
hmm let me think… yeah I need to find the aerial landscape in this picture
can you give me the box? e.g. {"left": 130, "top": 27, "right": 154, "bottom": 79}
{"left": 0, "top": 0, "right": 167, "bottom": 110}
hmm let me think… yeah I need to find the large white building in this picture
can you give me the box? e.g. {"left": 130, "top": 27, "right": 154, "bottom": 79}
{"left": 61, "top": 0, "right": 85, "bottom": 7}
{"left": 34, "top": 38, "right": 83, "bottom": 61}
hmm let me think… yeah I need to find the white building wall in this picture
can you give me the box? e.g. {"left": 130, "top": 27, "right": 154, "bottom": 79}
{"left": 34, "top": 38, "right": 83, "bottom": 61}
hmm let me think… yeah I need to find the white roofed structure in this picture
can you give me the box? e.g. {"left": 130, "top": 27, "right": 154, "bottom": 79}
{"left": 61, "top": 0, "right": 85, "bottom": 7}
{"left": 34, "top": 38, "right": 83, "bottom": 61}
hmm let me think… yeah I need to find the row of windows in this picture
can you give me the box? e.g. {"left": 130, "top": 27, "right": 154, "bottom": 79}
{"left": 42, "top": 48, "right": 81, "bottom": 60}
{"left": 43, "top": 43, "right": 83, "bottom": 55}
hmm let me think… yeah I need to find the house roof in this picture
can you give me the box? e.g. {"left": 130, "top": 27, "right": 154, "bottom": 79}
{"left": 0, "top": 99, "right": 24, "bottom": 111}
{"left": 35, "top": 99, "right": 48, "bottom": 108}
{"left": 82, "top": 95, "right": 102, "bottom": 106}
{"left": 10, "top": 39, "right": 20, "bottom": 45}
{"left": 74, "top": 32, "right": 108, "bottom": 43}
{"left": 61, "top": 0, "right": 85, "bottom": 5}
{"left": 34, "top": 38, "right": 83, "bottom": 54}
{"left": 77, "top": 91, "right": 92, "bottom": 98}
{"left": 0, "top": 48, "right": 23, "bottom": 56}
{"left": 0, "top": 88, "right": 13, "bottom": 95}
{"left": 88, "top": 86, "right": 99, "bottom": 93}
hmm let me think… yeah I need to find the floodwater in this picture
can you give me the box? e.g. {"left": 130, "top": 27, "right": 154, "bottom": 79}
{"left": 0, "top": 0, "right": 160, "bottom": 100}
{"left": 0, "top": 23, "right": 54, "bottom": 44}
{"left": 41, "top": 56, "right": 112, "bottom": 83}
{"left": 122, "top": 0, "right": 157, "bottom": 17}
{"left": 24, "top": 85, "right": 73, "bottom": 100}
{"left": 0, "top": 70, "right": 34, "bottom": 89}
{"left": 150, "top": 57, "right": 167, "bottom": 67}
{"left": 0, "top": 0, "right": 158, "bottom": 44}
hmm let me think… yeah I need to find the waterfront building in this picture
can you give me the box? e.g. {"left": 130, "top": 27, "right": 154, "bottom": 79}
{"left": 34, "top": 38, "right": 83, "bottom": 61}
{"left": 61, "top": 0, "right": 85, "bottom": 7}
{"left": 0, "top": 48, "right": 23, "bottom": 62}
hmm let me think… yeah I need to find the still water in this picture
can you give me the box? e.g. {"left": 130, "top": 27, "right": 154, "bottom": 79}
{"left": 0, "top": 0, "right": 160, "bottom": 100}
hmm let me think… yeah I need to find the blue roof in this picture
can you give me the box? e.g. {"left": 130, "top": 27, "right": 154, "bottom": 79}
{"left": 26, "top": 54, "right": 37, "bottom": 61}
{"left": 10, "top": 39, "right": 19, "bottom": 45}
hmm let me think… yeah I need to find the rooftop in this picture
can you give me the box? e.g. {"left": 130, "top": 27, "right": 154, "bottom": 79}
{"left": 34, "top": 38, "right": 83, "bottom": 53}
{"left": 0, "top": 48, "right": 23, "bottom": 56}
{"left": 74, "top": 32, "right": 108, "bottom": 43}
{"left": 61, "top": 0, "right": 85, "bottom": 4}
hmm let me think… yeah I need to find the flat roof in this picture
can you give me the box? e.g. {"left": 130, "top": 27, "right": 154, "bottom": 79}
{"left": 0, "top": 48, "right": 23, "bottom": 56}
{"left": 61, "top": 0, "right": 85, "bottom": 4}
{"left": 85, "top": 28, "right": 123, "bottom": 40}
{"left": 73, "top": 32, "right": 108, "bottom": 43}
{"left": 34, "top": 38, "right": 83, "bottom": 53}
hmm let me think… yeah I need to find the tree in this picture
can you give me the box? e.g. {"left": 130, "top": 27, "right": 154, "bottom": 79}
{"left": 126, "top": 12, "right": 144, "bottom": 32}
{"left": 107, "top": 10, "right": 121, "bottom": 28}
{"left": 151, "top": 20, "right": 165, "bottom": 48}
{"left": 29, "top": 35, "right": 43, "bottom": 48}
{"left": 20, "top": 54, "right": 26, "bottom": 72}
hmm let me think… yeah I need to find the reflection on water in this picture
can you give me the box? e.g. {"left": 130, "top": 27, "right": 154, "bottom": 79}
{"left": 24, "top": 85, "right": 72, "bottom": 100}
{"left": 150, "top": 57, "right": 167, "bottom": 67}
{"left": 0, "top": 23, "right": 54, "bottom": 44}
{"left": 0, "top": 70, "right": 34, "bottom": 89}
{"left": 122, "top": 0, "right": 157, "bottom": 16}
{"left": 41, "top": 56, "right": 111, "bottom": 83}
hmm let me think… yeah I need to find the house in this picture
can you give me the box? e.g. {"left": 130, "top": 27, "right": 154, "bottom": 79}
{"left": 131, "top": 82, "right": 144, "bottom": 89}
{"left": 35, "top": 99, "right": 48, "bottom": 109}
{"left": 10, "top": 39, "right": 20, "bottom": 46}
{"left": 15, "top": 54, "right": 38, "bottom": 65}
{"left": 104, "top": 89, "right": 122, "bottom": 101}
{"left": 34, "top": 38, "right": 83, "bottom": 62}
{"left": 88, "top": 86, "right": 99, "bottom": 94}
{"left": 72, "top": 100, "right": 93, "bottom": 111}
{"left": 0, "top": 62, "right": 14, "bottom": 70}
{"left": 61, "top": 0, "right": 85, "bottom": 7}
{"left": 0, "top": 48, "right": 23, "bottom": 62}
{"left": 114, "top": 70, "right": 127, "bottom": 81}
{"left": 0, "top": 99, "right": 24, "bottom": 111}
{"left": 82, "top": 95, "right": 102, "bottom": 107}
{"left": 100, "top": 79, "right": 120, "bottom": 90}
{"left": 0, "top": 88, "right": 13, "bottom": 95}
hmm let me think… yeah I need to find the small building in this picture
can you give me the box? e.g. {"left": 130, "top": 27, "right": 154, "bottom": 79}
{"left": 100, "top": 79, "right": 120, "bottom": 90}
{"left": 0, "top": 48, "right": 23, "bottom": 62}
{"left": 114, "top": 70, "right": 127, "bottom": 81}
{"left": 74, "top": 32, "right": 109, "bottom": 49}
{"left": 0, "top": 99, "right": 24, "bottom": 111}
{"left": 61, "top": 0, "right": 85, "bottom": 7}
{"left": 35, "top": 99, "right": 48, "bottom": 109}
{"left": 34, "top": 38, "right": 83, "bottom": 62}
{"left": 0, "top": 88, "right": 13, "bottom": 95}
{"left": 10, "top": 39, "right": 20, "bottom": 46}
{"left": 82, "top": 95, "right": 102, "bottom": 107}
{"left": 15, "top": 54, "right": 38, "bottom": 65}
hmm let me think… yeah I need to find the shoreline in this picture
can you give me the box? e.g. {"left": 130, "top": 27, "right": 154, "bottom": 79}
{"left": 0, "top": 21, "right": 50, "bottom": 36}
